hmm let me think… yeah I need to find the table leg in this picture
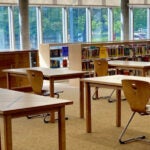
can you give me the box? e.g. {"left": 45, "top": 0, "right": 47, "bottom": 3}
{"left": 0, "top": 132, "right": 1, "bottom": 150}
{"left": 3, "top": 115, "right": 12, "bottom": 150}
{"left": 85, "top": 83, "right": 92, "bottom": 133}
{"left": 80, "top": 80, "right": 84, "bottom": 118}
{"left": 116, "top": 89, "right": 121, "bottom": 127}
{"left": 58, "top": 106, "right": 66, "bottom": 150}
{"left": 6, "top": 73, "right": 11, "bottom": 89}
{"left": 50, "top": 78, "right": 55, "bottom": 123}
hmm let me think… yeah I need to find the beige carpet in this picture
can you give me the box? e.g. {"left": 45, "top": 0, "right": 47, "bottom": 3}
{"left": 0, "top": 82, "right": 150, "bottom": 150}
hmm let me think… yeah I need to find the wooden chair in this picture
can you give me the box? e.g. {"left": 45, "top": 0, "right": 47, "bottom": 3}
{"left": 92, "top": 59, "right": 115, "bottom": 102}
{"left": 119, "top": 79, "right": 150, "bottom": 144}
{"left": 26, "top": 69, "right": 63, "bottom": 123}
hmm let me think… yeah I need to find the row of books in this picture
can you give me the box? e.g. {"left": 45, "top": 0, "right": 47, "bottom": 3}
{"left": 107, "top": 44, "right": 150, "bottom": 58}
{"left": 82, "top": 59, "right": 144, "bottom": 76}
{"left": 50, "top": 59, "right": 68, "bottom": 68}
{"left": 82, "top": 60, "right": 117, "bottom": 75}
{"left": 82, "top": 60, "right": 94, "bottom": 71}
{"left": 82, "top": 44, "right": 150, "bottom": 59}
{"left": 82, "top": 46, "right": 100, "bottom": 59}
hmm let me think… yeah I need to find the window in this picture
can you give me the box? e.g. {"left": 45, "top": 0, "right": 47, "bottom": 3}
{"left": 0, "top": 6, "right": 10, "bottom": 50}
{"left": 14, "top": 6, "right": 20, "bottom": 49}
{"left": 29, "top": 7, "right": 37, "bottom": 49}
{"left": 68, "top": 8, "right": 86, "bottom": 42}
{"left": 113, "top": 8, "right": 121, "bottom": 40}
{"left": 41, "top": 7, "right": 62, "bottom": 43}
{"left": 133, "top": 8, "right": 147, "bottom": 40}
{"left": 0, "top": 4, "right": 150, "bottom": 51}
{"left": 91, "top": 8, "right": 108, "bottom": 42}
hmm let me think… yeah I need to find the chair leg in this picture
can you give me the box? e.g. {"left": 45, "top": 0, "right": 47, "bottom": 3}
{"left": 43, "top": 113, "right": 68, "bottom": 123}
{"left": 107, "top": 89, "right": 116, "bottom": 103}
{"left": 92, "top": 88, "right": 116, "bottom": 103}
{"left": 44, "top": 92, "right": 69, "bottom": 123}
{"left": 119, "top": 112, "right": 145, "bottom": 144}
{"left": 92, "top": 87, "right": 99, "bottom": 100}
{"left": 27, "top": 114, "right": 45, "bottom": 119}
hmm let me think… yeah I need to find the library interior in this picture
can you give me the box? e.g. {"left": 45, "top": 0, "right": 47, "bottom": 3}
{"left": 0, "top": 0, "right": 150, "bottom": 150}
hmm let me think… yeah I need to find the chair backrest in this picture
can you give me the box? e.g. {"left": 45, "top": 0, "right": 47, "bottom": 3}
{"left": 94, "top": 59, "right": 108, "bottom": 77}
{"left": 26, "top": 69, "right": 43, "bottom": 95}
{"left": 122, "top": 79, "right": 150, "bottom": 114}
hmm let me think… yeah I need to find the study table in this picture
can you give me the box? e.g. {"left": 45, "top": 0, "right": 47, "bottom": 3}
{"left": 108, "top": 60, "right": 150, "bottom": 76}
{"left": 82, "top": 75, "right": 150, "bottom": 133}
{"left": 3, "top": 67, "right": 86, "bottom": 121}
{"left": 0, "top": 88, "right": 73, "bottom": 150}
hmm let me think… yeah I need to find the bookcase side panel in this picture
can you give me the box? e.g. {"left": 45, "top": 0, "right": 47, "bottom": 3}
{"left": 39, "top": 44, "right": 50, "bottom": 67}
{"left": 68, "top": 44, "right": 82, "bottom": 70}
{"left": 68, "top": 44, "right": 82, "bottom": 86}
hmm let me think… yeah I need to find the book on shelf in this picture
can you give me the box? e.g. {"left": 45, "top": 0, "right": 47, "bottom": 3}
{"left": 50, "top": 49, "right": 61, "bottom": 57}
{"left": 99, "top": 46, "right": 108, "bottom": 58}
{"left": 88, "top": 46, "right": 100, "bottom": 58}
{"left": 82, "top": 46, "right": 100, "bottom": 59}
{"left": 82, "top": 60, "right": 94, "bottom": 71}
{"left": 50, "top": 60, "right": 60, "bottom": 68}
{"left": 123, "top": 46, "right": 131, "bottom": 56}
{"left": 62, "top": 46, "right": 69, "bottom": 57}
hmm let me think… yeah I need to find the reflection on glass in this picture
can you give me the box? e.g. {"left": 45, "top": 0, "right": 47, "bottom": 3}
{"left": 14, "top": 6, "right": 20, "bottom": 49}
{"left": 29, "top": 7, "right": 37, "bottom": 49}
{"left": 68, "top": 8, "right": 86, "bottom": 42}
{"left": 42, "top": 7, "right": 62, "bottom": 43}
{"left": 133, "top": 8, "right": 147, "bottom": 40}
{"left": 113, "top": 8, "right": 121, "bottom": 41}
{"left": 91, "top": 8, "right": 108, "bottom": 42}
{"left": 0, "top": 6, "right": 10, "bottom": 50}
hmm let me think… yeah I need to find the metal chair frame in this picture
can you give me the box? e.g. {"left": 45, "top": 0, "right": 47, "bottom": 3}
{"left": 119, "top": 79, "right": 150, "bottom": 144}
{"left": 26, "top": 69, "right": 64, "bottom": 123}
{"left": 92, "top": 59, "right": 115, "bottom": 102}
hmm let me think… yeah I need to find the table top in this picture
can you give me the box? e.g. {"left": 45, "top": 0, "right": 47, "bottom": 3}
{"left": 3, "top": 67, "right": 86, "bottom": 77}
{"left": 108, "top": 60, "right": 150, "bottom": 68}
{"left": 0, "top": 88, "right": 73, "bottom": 115}
{"left": 82, "top": 75, "right": 150, "bottom": 87}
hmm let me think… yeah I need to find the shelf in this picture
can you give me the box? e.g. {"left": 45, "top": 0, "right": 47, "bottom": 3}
{"left": 39, "top": 44, "right": 69, "bottom": 68}
{"left": 68, "top": 40, "right": 150, "bottom": 74}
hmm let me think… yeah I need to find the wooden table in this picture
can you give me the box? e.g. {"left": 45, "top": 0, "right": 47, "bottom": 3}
{"left": 0, "top": 88, "right": 73, "bottom": 150}
{"left": 108, "top": 60, "right": 150, "bottom": 76}
{"left": 3, "top": 67, "right": 86, "bottom": 120}
{"left": 82, "top": 74, "right": 150, "bottom": 133}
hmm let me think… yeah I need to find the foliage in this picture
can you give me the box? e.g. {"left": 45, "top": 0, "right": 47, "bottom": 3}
{"left": 0, "top": 5, "right": 148, "bottom": 49}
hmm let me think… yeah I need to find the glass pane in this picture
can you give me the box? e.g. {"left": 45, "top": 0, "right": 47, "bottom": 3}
{"left": 91, "top": 8, "right": 108, "bottom": 42}
{"left": 133, "top": 8, "right": 147, "bottom": 40}
{"left": 14, "top": 6, "right": 20, "bottom": 49}
{"left": 68, "top": 8, "right": 86, "bottom": 42}
{"left": 42, "top": 7, "right": 62, "bottom": 43}
{"left": 0, "top": 6, "right": 10, "bottom": 50}
{"left": 113, "top": 8, "right": 121, "bottom": 41}
{"left": 29, "top": 7, "right": 37, "bottom": 49}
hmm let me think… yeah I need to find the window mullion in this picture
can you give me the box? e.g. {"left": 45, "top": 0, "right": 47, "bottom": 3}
{"left": 36, "top": 6, "right": 42, "bottom": 48}
{"left": 8, "top": 6, "right": 15, "bottom": 50}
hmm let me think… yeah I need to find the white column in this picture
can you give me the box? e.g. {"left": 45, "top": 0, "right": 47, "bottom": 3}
{"left": 147, "top": 8, "right": 150, "bottom": 39}
{"left": 129, "top": 7, "right": 133, "bottom": 40}
{"left": 18, "top": 0, "right": 30, "bottom": 49}
{"left": 62, "top": 7, "right": 68, "bottom": 43}
{"left": 86, "top": 7, "right": 91, "bottom": 42}
{"left": 36, "top": 6, "right": 42, "bottom": 48}
{"left": 108, "top": 8, "right": 113, "bottom": 41}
